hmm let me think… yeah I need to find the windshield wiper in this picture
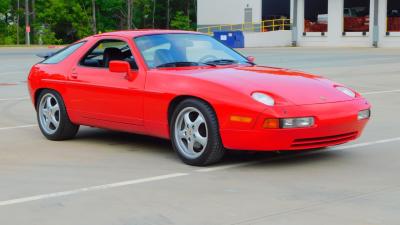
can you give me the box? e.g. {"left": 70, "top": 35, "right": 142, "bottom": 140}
{"left": 204, "top": 59, "right": 238, "bottom": 65}
{"left": 205, "top": 59, "right": 256, "bottom": 66}
{"left": 156, "top": 61, "right": 215, "bottom": 68}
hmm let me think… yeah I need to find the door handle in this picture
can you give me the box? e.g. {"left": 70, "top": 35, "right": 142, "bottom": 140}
{"left": 71, "top": 68, "right": 78, "bottom": 79}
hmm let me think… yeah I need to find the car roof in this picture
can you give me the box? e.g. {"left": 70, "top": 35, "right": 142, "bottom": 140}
{"left": 91, "top": 29, "right": 201, "bottom": 39}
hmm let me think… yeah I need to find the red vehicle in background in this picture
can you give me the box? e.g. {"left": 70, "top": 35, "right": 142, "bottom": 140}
{"left": 308, "top": 8, "right": 369, "bottom": 33}
{"left": 388, "top": 10, "right": 400, "bottom": 32}
{"left": 343, "top": 7, "right": 369, "bottom": 32}
{"left": 304, "top": 20, "right": 327, "bottom": 33}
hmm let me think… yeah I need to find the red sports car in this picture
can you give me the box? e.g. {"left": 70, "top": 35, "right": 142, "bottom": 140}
{"left": 28, "top": 30, "right": 371, "bottom": 166}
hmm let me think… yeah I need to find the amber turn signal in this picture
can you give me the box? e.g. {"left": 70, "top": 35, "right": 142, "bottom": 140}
{"left": 230, "top": 116, "right": 253, "bottom": 123}
{"left": 262, "top": 118, "right": 280, "bottom": 129}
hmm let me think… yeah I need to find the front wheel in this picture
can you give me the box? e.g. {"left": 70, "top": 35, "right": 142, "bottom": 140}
{"left": 170, "top": 99, "right": 225, "bottom": 166}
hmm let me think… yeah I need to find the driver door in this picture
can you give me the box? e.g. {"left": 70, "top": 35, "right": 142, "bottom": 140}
{"left": 67, "top": 38, "right": 145, "bottom": 126}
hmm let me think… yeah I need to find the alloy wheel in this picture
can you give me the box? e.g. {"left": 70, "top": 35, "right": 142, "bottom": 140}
{"left": 38, "top": 93, "right": 60, "bottom": 135}
{"left": 174, "top": 107, "right": 208, "bottom": 159}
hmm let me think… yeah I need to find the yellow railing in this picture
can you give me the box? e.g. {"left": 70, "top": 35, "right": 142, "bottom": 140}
{"left": 197, "top": 18, "right": 291, "bottom": 35}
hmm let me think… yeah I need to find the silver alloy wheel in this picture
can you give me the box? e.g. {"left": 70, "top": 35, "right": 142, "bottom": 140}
{"left": 38, "top": 93, "right": 60, "bottom": 135}
{"left": 174, "top": 107, "right": 208, "bottom": 159}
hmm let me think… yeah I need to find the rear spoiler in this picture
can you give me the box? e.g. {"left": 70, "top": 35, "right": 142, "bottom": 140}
{"left": 36, "top": 52, "right": 57, "bottom": 59}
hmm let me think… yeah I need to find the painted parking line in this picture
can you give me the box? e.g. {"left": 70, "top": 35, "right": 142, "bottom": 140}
{"left": 0, "top": 173, "right": 188, "bottom": 206}
{"left": 195, "top": 160, "right": 266, "bottom": 173}
{"left": 0, "top": 71, "right": 23, "bottom": 75}
{"left": 0, "top": 82, "right": 18, "bottom": 86}
{"left": 0, "top": 124, "right": 36, "bottom": 131}
{"left": 195, "top": 136, "right": 400, "bottom": 172}
{"left": 0, "top": 136, "right": 399, "bottom": 207}
{"left": 333, "top": 137, "right": 400, "bottom": 150}
{"left": 362, "top": 89, "right": 400, "bottom": 95}
{"left": 0, "top": 97, "right": 29, "bottom": 101}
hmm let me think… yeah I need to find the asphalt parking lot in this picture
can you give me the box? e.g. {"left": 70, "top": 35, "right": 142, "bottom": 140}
{"left": 1, "top": 46, "right": 400, "bottom": 225}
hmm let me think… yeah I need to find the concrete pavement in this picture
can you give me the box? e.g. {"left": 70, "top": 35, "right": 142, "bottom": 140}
{"left": 0, "top": 47, "right": 399, "bottom": 225}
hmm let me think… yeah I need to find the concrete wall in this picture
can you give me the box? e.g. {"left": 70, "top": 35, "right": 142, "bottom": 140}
{"left": 378, "top": 0, "right": 400, "bottom": 47}
{"left": 197, "top": 0, "right": 262, "bottom": 26}
{"left": 244, "top": 31, "right": 292, "bottom": 47}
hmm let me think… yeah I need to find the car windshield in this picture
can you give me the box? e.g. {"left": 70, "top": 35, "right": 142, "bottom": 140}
{"left": 134, "top": 33, "right": 251, "bottom": 68}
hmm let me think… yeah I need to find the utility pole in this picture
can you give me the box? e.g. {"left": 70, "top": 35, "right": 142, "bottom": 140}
{"left": 25, "top": 0, "right": 30, "bottom": 45}
{"left": 32, "top": 0, "right": 35, "bottom": 44}
{"left": 17, "top": 0, "right": 20, "bottom": 45}
{"left": 127, "top": 0, "right": 132, "bottom": 29}
{"left": 166, "top": 0, "right": 170, "bottom": 29}
{"left": 152, "top": 0, "right": 156, "bottom": 28}
{"left": 187, "top": 0, "right": 190, "bottom": 28}
{"left": 92, "top": 0, "right": 97, "bottom": 34}
{"left": 193, "top": 0, "right": 197, "bottom": 17}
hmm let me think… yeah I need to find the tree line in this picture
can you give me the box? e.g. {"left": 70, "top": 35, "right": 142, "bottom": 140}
{"left": 0, "top": 0, "right": 197, "bottom": 45}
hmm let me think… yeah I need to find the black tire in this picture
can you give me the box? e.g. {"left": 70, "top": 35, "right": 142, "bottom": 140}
{"left": 170, "top": 98, "right": 225, "bottom": 166}
{"left": 36, "top": 89, "right": 79, "bottom": 140}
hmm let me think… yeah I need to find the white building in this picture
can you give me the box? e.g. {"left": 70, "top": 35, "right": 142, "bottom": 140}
{"left": 197, "top": 0, "right": 400, "bottom": 47}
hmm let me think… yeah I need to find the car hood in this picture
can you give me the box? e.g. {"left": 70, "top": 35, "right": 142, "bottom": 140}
{"left": 158, "top": 65, "right": 355, "bottom": 106}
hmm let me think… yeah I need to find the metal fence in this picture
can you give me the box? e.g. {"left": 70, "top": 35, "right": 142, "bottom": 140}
{"left": 197, "top": 19, "right": 292, "bottom": 35}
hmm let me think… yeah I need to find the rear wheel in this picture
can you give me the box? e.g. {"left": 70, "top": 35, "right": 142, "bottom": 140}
{"left": 36, "top": 90, "right": 79, "bottom": 140}
{"left": 170, "top": 99, "right": 225, "bottom": 166}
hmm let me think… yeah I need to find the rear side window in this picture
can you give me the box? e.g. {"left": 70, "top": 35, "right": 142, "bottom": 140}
{"left": 42, "top": 42, "right": 86, "bottom": 64}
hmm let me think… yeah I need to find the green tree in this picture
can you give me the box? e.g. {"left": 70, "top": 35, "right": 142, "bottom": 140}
{"left": 34, "top": 0, "right": 91, "bottom": 43}
{"left": 0, "top": 0, "right": 11, "bottom": 12}
{"left": 170, "top": 11, "right": 190, "bottom": 30}
{"left": 0, "top": 0, "right": 198, "bottom": 45}
{"left": 0, "top": 0, "right": 13, "bottom": 44}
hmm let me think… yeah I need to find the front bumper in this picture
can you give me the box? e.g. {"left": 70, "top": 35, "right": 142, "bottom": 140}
{"left": 220, "top": 99, "right": 370, "bottom": 151}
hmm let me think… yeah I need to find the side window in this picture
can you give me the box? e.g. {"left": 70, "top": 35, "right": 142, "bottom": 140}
{"left": 80, "top": 39, "right": 138, "bottom": 70}
{"left": 42, "top": 41, "right": 86, "bottom": 64}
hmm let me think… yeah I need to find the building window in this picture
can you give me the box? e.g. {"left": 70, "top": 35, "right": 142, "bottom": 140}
{"left": 304, "top": 0, "right": 328, "bottom": 33}
{"left": 387, "top": 0, "right": 400, "bottom": 32}
{"left": 343, "top": 0, "right": 370, "bottom": 33}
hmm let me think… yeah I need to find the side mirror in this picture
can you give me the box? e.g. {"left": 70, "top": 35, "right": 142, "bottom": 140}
{"left": 109, "top": 60, "right": 135, "bottom": 81}
{"left": 247, "top": 56, "right": 255, "bottom": 63}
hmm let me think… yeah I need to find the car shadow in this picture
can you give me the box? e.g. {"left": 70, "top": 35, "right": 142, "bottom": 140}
{"left": 74, "top": 127, "right": 172, "bottom": 154}
{"left": 223, "top": 149, "right": 345, "bottom": 168}
{"left": 73, "top": 127, "right": 346, "bottom": 167}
